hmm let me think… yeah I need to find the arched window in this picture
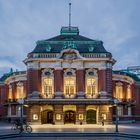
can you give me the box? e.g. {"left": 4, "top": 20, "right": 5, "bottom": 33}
{"left": 8, "top": 85, "right": 13, "bottom": 100}
{"left": 126, "top": 85, "right": 131, "bottom": 100}
{"left": 16, "top": 82, "right": 24, "bottom": 99}
{"left": 85, "top": 69, "right": 98, "bottom": 98}
{"left": 64, "top": 69, "right": 76, "bottom": 98}
{"left": 115, "top": 82, "right": 123, "bottom": 99}
{"left": 42, "top": 69, "right": 54, "bottom": 98}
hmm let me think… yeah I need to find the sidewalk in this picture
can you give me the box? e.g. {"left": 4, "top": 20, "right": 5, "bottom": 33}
{"left": 0, "top": 121, "right": 140, "bottom": 135}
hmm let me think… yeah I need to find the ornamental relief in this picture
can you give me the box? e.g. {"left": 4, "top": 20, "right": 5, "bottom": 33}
{"left": 42, "top": 69, "right": 54, "bottom": 77}
{"left": 58, "top": 48, "right": 83, "bottom": 60}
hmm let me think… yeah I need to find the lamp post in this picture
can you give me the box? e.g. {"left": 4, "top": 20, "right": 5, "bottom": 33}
{"left": 114, "top": 99, "right": 120, "bottom": 133}
{"left": 17, "top": 98, "right": 24, "bottom": 133}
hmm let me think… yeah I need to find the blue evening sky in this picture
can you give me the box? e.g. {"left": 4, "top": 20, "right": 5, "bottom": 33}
{"left": 0, "top": 0, "right": 140, "bottom": 76}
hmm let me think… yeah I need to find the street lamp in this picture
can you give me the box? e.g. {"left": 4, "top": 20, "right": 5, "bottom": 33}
{"left": 114, "top": 98, "right": 120, "bottom": 133}
{"left": 17, "top": 98, "right": 24, "bottom": 133}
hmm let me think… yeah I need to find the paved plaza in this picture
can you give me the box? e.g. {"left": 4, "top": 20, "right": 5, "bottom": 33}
{"left": 3, "top": 137, "right": 136, "bottom": 140}
{"left": 0, "top": 122, "right": 140, "bottom": 134}
{"left": 0, "top": 122, "right": 140, "bottom": 139}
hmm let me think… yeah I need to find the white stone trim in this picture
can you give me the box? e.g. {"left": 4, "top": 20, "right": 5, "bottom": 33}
{"left": 5, "top": 74, "right": 27, "bottom": 85}
{"left": 64, "top": 69, "right": 76, "bottom": 77}
{"left": 42, "top": 69, "right": 54, "bottom": 77}
{"left": 27, "top": 61, "right": 111, "bottom": 70}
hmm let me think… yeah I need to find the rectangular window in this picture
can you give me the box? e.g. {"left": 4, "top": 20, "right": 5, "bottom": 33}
{"left": 44, "top": 78, "right": 54, "bottom": 98}
{"left": 8, "top": 86, "right": 13, "bottom": 100}
{"left": 16, "top": 84, "right": 24, "bottom": 99}
{"left": 86, "top": 78, "right": 96, "bottom": 97}
{"left": 115, "top": 84, "right": 123, "bottom": 99}
{"left": 64, "top": 77, "right": 75, "bottom": 97}
{"left": 127, "top": 86, "right": 131, "bottom": 99}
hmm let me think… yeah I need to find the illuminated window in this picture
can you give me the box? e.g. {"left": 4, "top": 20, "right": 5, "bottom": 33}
{"left": 42, "top": 69, "right": 54, "bottom": 98}
{"left": 85, "top": 69, "right": 98, "bottom": 98}
{"left": 126, "top": 85, "right": 131, "bottom": 99}
{"left": 43, "top": 78, "right": 54, "bottom": 98}
{"left": 8, "top": 85, "right": 13, "bottom": 100}
{"left": 115, "top": 82, "right": 123, "bottom": 99}
{"left": 16, "top": 82, "right": 24, "bottom": 99}
{"left": 64, "top": 69, "right": 76, "bottom": 98}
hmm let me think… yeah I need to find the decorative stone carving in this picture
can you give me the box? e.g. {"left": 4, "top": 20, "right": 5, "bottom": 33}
{"left": 88, "top": 45, "right": 94, "bottom": 52}
{"left": 77, "top": 91, "right": 85, "bottom": 99}
{"left": 99, "top": 91, "right": 112, "bottom": 99}
{"left": 17, "top": 82, "right": 23, "bottom": 87}
{"left": 42, "top": 69, "right": 54, "bottom": 77}
{"left": 86, "top": 69, "right": 98, "bottom": 77}
{"left": 64, "top": 69, "right": 76, "bottom": 77}
{"left": 63, "top": 41, "right": 77, "bottom": 50}
{"left": 58, "top": 48, "right": 83, "bottom": 60}
{"left": 28, "top": 91, "right": 42, "bottom": 99}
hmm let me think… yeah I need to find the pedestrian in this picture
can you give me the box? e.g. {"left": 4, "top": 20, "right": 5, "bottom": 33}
{"left": 101, "top": 116, "right": 104, "bottom": 126}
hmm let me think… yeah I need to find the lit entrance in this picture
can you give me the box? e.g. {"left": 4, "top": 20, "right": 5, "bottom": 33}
{"left": 64, "top": 110, "right": 76, "bottom": 124}
{"left": 86, "top": 109, "right": 96, "bottom": 124}
{"left": 41, "top": 110, "right": 53, "bottom": 124}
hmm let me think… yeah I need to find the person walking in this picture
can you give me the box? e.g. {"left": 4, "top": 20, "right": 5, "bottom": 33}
{"left": 101, "top": 116, "right": 104, "bottom": 126}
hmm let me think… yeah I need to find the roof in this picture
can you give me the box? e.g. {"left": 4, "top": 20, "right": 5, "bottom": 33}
{"left": 0, "top": 73, "right": 13, "bottom": 82}
{"left": 113, "top": 68, "right": 140, "bottom": 83}
{"left": 0, "top": 71, "right": 26, "bottom": 83}
{"left": 31, "top": 26, "right": 109, "bottom": 54}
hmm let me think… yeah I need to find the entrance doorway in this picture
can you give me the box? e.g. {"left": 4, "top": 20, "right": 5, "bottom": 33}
{"left": 41, "top": 110, "right": 53, "bottom": 124}
{"left": 86, "top": 109, "right": 96, "bottom": 124}
{"left": 64, "top": 110, "right": 76, "bottom": 124}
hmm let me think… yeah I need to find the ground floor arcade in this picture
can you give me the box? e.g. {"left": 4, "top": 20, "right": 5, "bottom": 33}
{"left": 27, "top": 104, "right": 113, "bottom": 124}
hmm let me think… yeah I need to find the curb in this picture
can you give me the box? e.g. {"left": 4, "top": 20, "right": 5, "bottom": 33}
{"left": 0, "top": 132, "right": 140, "bottom": 139}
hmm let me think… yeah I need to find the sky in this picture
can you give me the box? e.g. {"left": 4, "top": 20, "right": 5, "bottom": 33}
{"left": 0, "top": 0, "right": 140, "bottom": 76}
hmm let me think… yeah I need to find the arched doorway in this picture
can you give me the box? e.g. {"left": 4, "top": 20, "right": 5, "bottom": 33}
{"left": 41, "top": 110, "right": 53, "bottom": 124}
{"left": 64, "top": 110, "right": 76, "bottom": 124}
{"left": 86, "top": 109, "right": 96, "bottom": 124}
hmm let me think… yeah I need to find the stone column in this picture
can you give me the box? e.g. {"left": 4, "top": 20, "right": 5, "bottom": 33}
{"left": 106, "top": 68, "right": 113, "bottom": 97}
{"left": 76, "top": 105, "right": 86, "bottom": 124}
{"left": 98, "top": 69, "right": 106, "bottom": 92}
{"left": 54, "top": 69, "right": 63, "bottom": 98}
{"left": 23, "top": 81, "right": 27, "bottom": 98}
{"left": 12, "top": 82, "right": 17, "bottom": 100}
{"left": 27, "top": 105, "right": 41, "bottom": 124}
{"left": 54, "top": 105, "right": 63, "bottom": 124}
{"left": 27, "top": 69, "right": 41, "bottom": 95}
{"left": 8, "top": 105, "right": 11, "bottom": 117}
{"left": 99, "top": 105, "right": 113, "bottom": 124}
{"left": 76, "top": 69, "right": 85, "bottom": 98}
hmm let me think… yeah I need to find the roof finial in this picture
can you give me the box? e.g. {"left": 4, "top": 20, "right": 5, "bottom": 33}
{"left": 69, "top": 3, "right": 71, "bottom": 28}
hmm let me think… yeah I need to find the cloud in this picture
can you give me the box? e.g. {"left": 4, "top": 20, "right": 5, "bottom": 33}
{"left": 0, "top": 0, "right": 140, "bottom": 76}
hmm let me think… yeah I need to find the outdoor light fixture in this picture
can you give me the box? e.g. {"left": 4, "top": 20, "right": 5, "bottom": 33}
{"left": 114, "top": 98, "right": 121, "bottom": 133}
{"left": 33, "top": 114, "right": 39, "bottom": 120}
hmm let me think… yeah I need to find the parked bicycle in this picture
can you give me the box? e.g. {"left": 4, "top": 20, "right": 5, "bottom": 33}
{"left": 11, "top": 120, "right": 32, "bottom": 133}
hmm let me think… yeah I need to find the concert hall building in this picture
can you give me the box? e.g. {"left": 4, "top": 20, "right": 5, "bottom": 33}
{"left": 0, "top": 26, "right": 140, "bottom": 124}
